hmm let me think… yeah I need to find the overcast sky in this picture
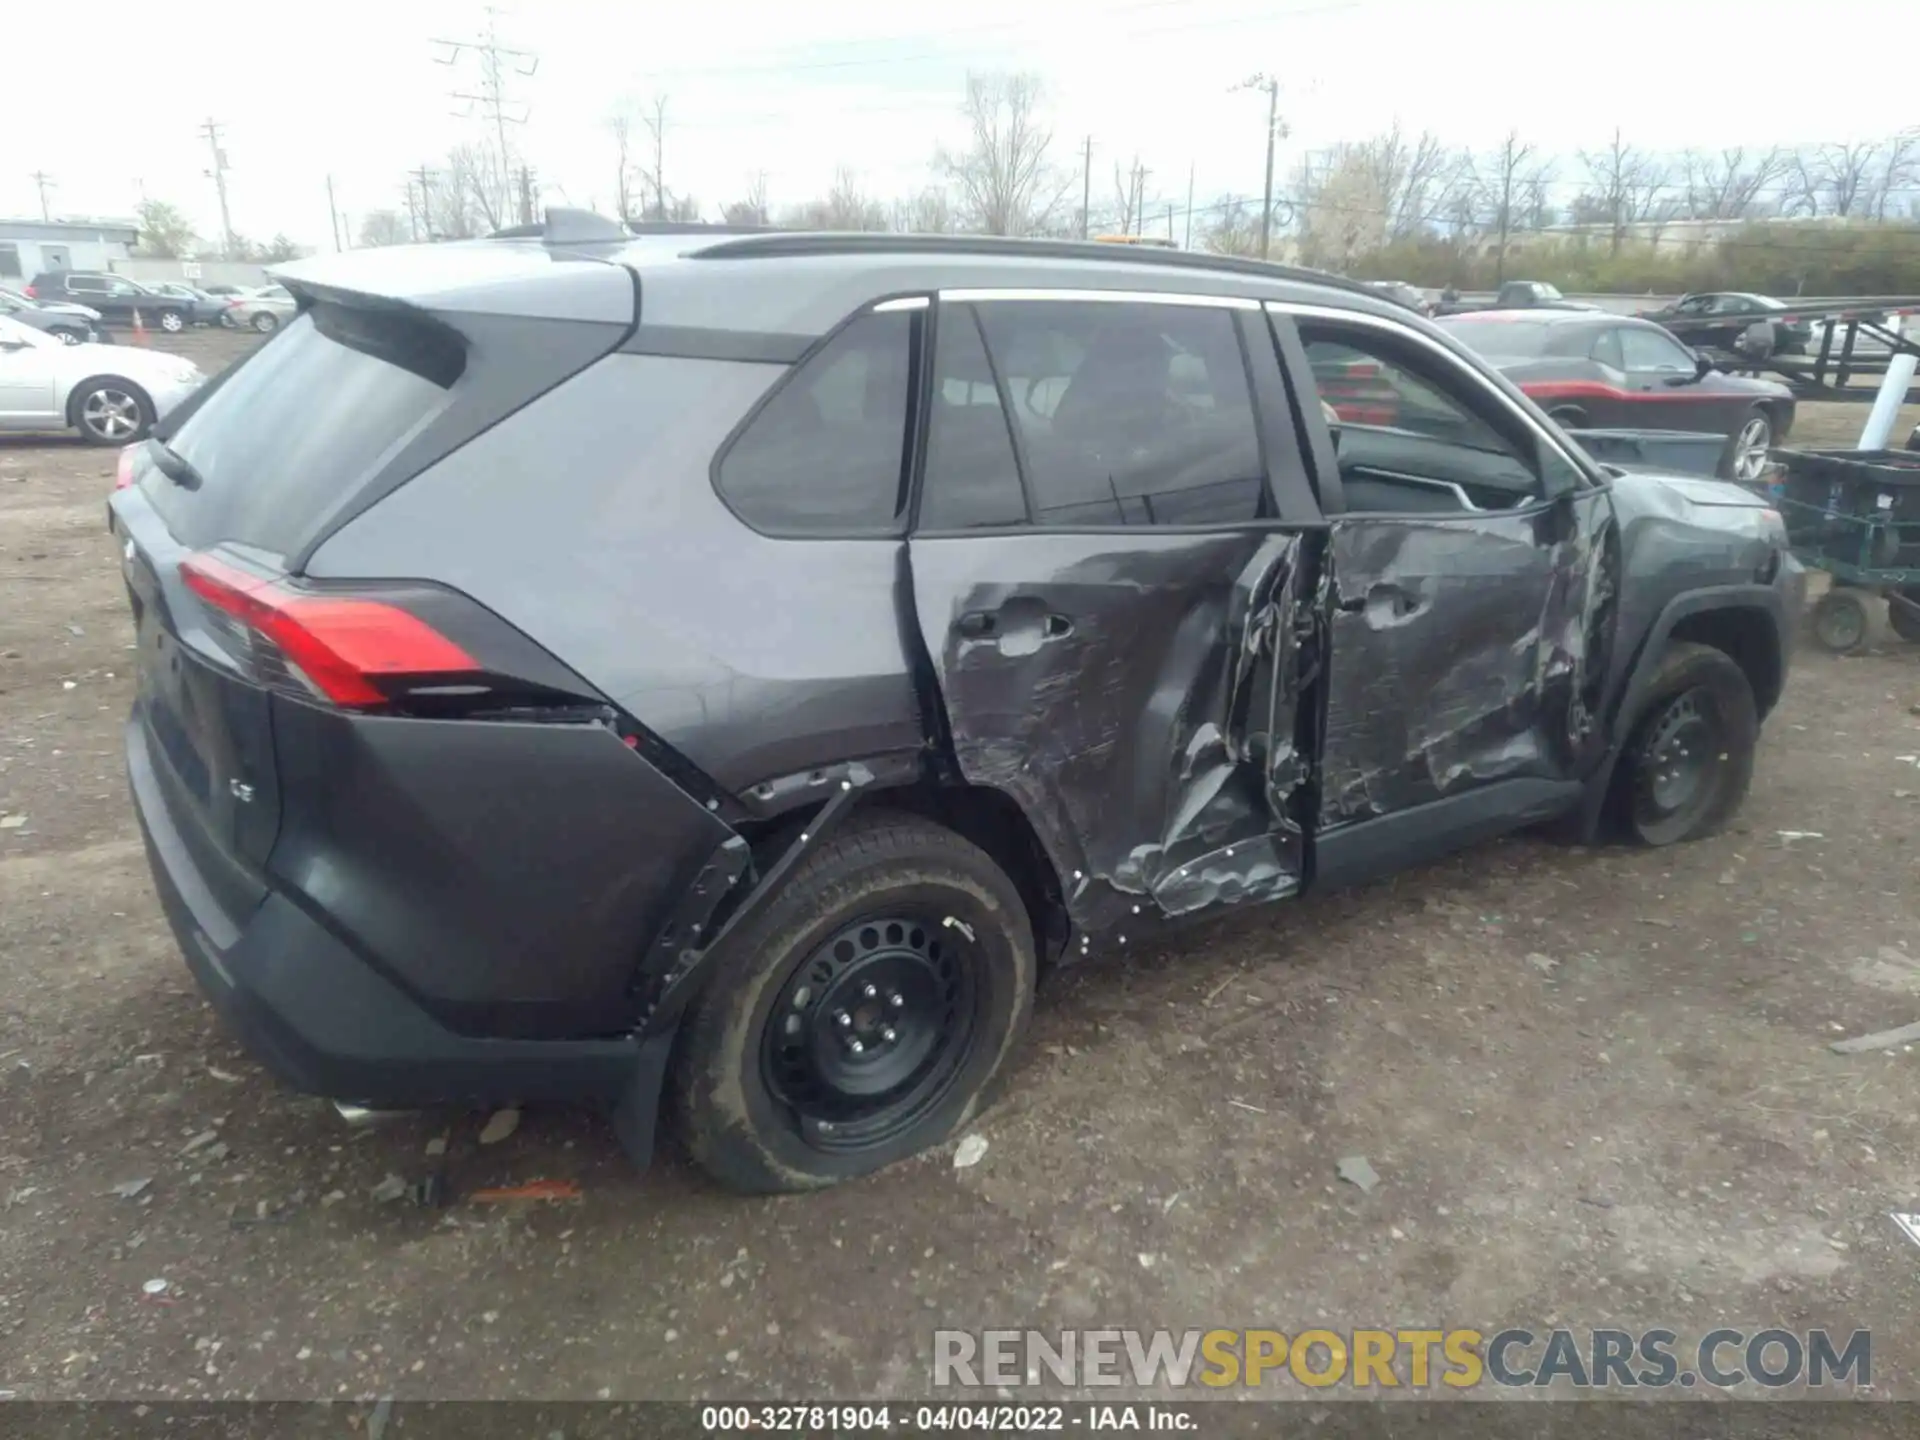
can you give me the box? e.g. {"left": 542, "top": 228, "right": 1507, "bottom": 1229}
{"left": 3, "top": 0, "right": 1914, "bottom": 249}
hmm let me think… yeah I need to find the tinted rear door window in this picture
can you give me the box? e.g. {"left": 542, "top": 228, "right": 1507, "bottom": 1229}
{"left": 919, "top": 306, "right": 1028, "bottom": 530}
{"left": 972, "top": 300, "right": 1265, "bottom": 527}
{"left": 715, "top": 311, "right": 915, "bottom": 536}
{"left": 150, "top": 303, "right": 460, "bottom": 556}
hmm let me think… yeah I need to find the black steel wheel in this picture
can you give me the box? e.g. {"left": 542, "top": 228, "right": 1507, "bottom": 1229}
{"left": 761, "top": 913, "right": 978, "bottom": 1152}
{"left": 1811, "top": 589, "right": 1870, "bottom": 654}
{"left": 1620, "top": 641, "right": 1757, "bottom": 847}
{"left": 672, "top": 810, "right": 1035, "bottom": 1193}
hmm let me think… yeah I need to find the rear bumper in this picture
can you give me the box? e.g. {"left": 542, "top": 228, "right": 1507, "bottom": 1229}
{"left": 127, "top": 714, "right": 667, "bottom": 1128}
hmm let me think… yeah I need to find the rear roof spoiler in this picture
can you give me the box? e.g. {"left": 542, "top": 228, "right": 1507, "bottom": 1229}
{"left": 488, "top": 209, "right": 776, "bottom": 246}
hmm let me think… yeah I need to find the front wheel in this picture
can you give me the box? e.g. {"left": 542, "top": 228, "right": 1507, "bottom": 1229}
{"left": 71, "top": 380, "right": 154, "bottom": 446}
{"left": 50, "top": 328, "right": 83, "bottom": 345}
{"left": 672, "top": 811, "right": 1036, "bottom": 1193}
{"left": 251, "top": 312, "right": 280, "bottom": 334}
{"left": 1547, "top": 405, "right": 1590, "bottom": 430}
{"left": 157, "top": 309, "right": 186, "bottom": 334}
{"left": 1726, "top": 409, "right": 1772, "bottom": 483}
{"left": 1618, "top": 641, "right": 1758, "bottom": 846}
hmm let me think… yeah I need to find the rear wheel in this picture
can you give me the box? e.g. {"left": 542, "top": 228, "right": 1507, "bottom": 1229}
{"left": 1546, "top": 405, "right": 1590, "bottom": 430}
{"left": 672, "top": 811, "right": 1035, "bottom": 1193}
{"left": 1726, "top": 408, "right": 1772, "bottom": 482}
{"left": 1811, "top": 589, "right": 1871, "bottom": 654}
{"left": 49, "top": 327, "right": 83, "bottom": 345}
{"left": 71, "top": 380, "right": 154, "bottom": 445}
{"left": 1618, "top": 641, "right": 1757, "bottom": 847}
{"left": 157, "top": 309, "right": 186, "bottom": 334}
{"left": 251, "top": 311, "right": 280, "bottom": 334}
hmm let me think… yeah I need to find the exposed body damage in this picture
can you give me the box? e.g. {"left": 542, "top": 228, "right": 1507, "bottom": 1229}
{"left": 1316, "top": 493, "right": 1618, "bottom": 826}
{"left": 909, "top": 530, "right": 1312, "bottom": 933}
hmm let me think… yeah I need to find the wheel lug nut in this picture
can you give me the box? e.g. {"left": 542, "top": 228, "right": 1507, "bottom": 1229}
{"left": 881, "top": 1027, "right": 897, "bottom": 1044}
{"left": 835, "top": 1011, "right": 852, "bottom": 1028}
{"left": 848, "top": 1038, "right": 865, "bottom": 1055}
{"left": 863, "top": 983, "right": 878, "bottom": 999}
{"left": 888, "top": 993, "right": 905, "bottom": 1009}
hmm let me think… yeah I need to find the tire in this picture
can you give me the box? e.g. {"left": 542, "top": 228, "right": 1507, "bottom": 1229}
{"left": 49, "top": 327, "right": 83, "bottom": 346}
{"left": 157, "top": 309, "right": 186, "bottom": 334}
{"left": 251, "top": 311, "right": 280, "bottom": 334}
{"left": 1546, "top": 406, "right": 1590, "bottom": 430}
{"left": 1890, "top": 590, "right": 1920, "bottom": 645}
{"left": 1724, "top": 408, "right": 1772, "bottom": 483}
{"left": 1811, "top": 589, "right": 1871, "bottom": 654}
{"left": 1617, "top": 641, "right": 1758, "bottom": 847}
{"left": 672, "top": 809, "right": 1036, "bottom": 1194}
{"left": 69, "top": 379, "right": 154, "bottom": 446}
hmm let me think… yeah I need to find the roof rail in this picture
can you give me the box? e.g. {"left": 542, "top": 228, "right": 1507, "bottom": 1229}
{"left": 686, "top": 231, "right": 1371, "bottom": 296}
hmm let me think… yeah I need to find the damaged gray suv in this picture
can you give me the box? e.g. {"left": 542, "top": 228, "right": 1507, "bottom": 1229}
{"left": 112, "top": 213, "right": 1802, "bottom": 1192}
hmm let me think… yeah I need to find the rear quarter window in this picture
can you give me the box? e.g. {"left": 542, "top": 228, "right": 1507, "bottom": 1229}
{"left": 713, "top": 311, "right": 917, "bottom": 537}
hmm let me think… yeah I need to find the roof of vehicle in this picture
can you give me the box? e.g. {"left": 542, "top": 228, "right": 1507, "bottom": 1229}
{"left": 274, "top": 215, "right": 1412, "bottom": 335}
{"left": 1439, "top": 308, "right": 1659, "bottom": 329}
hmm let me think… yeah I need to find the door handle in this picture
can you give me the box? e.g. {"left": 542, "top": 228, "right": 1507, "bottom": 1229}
{"left": 1042, "top": 613, "right": 1074, "bottom": 640}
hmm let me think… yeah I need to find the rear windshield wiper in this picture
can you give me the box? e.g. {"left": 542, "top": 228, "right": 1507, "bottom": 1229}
{"left": 149, "top": 438, "right": 204, "bottom": 492}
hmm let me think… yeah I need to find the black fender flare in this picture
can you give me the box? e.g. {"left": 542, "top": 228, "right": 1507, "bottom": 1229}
{"left": 1569, "top": 583, "right": 1789, "bottom": 842}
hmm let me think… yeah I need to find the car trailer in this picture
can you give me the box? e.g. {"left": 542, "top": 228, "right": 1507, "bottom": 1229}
{"left": 1654, "top": 297, "right": 1920, "bottom": 405}
{"left": 1765, "top": 446, "right": 1920, "bottom": 652}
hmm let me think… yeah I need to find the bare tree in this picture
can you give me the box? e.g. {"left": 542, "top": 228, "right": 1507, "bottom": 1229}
{"left": 781, "top": 168, "right": 889, "bottom": 231}
{"left": 937, "top": 72, "right": 1068, "bottom": 236}
{"left": 357, "top": 210, "right": 409, "bottom": 247}
{"left": 1465, "top": 131, "right": 1553, "bottom": 282}
{"left": 436, "top": 143, "right": 509, "bottom": 235}
{"left": 1578, "top": 129, "right": 1669, "bottom": 254}
{"left": 1200, "top": 196, "right": 1265, "bottom": 258}
{"left": 631, "top": 96, "right": 675, "bottom": 221}
{"left": 1292, "top": 149, "right": 1388, "bottom": 269}
{"left": 608, "top": 111, "right": 635, "bottom": 222}
{"left": 892, "top": 186, "right": 956, "bottom": 234}
{"left": 1347, "top": 126, "right": 1454, "bottom": 239}
{"left": 1681, "top": 147, "right": 1785, "bottom": 220}
{"left": 721, "top": 174, "right": 771, "bottom": 228}
{"left": 1867, "top": 134, "right": 1920, "bottom": 220}
{"left": 1111, "top": 157, "right": 1149, "bottom": 236}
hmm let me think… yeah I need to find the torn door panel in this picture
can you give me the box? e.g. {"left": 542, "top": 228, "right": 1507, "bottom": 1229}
{"left": 909, "top": 530, "right": 1308, "bottom": 934}
{"left": 1318, "top": 505, "right": 1599, "bottom": 823}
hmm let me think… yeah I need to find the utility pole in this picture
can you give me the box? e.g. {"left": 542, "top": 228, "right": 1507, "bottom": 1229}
{"left": 1184, "top": 162, "right": 1195, "bottom": 249}
{"left": 1233, "top": 75, "right": 1288, "bottom": 260}
{"left": 1080, "top": 136, "right": 1093, "bottom": 240}
{"left": 199, "top": 119, "right": 236, "bottom": 258}
{"left": 29, "top": 171, "right": 55, "bottom": 221}
{"left": 517, "top": 165, "right": 537, "bottom": 226}
{"left": 326, "top": 174, "right": 342, "bottom": 251}
{"left": 435, "top": 5, "right": 538, "bottom": 218}
{"left": 1166, "top": 205, "right": 1175, "bottom": 242}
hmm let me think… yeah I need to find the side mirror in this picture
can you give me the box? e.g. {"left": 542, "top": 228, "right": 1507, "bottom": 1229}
{"left": 1694, "top": 354, "right": 1714, "bottom": 380}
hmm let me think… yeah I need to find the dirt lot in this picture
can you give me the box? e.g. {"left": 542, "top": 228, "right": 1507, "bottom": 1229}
{"left": 2, "top": 330, "right": 1918, "bottom": 1404}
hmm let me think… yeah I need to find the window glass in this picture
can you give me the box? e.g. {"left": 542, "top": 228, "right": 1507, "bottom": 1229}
{"left": 920, "top": 307, "right": 1027, "bottom": 530}
{"left": 716, "top": 311, "right": 914, "bottom": 535}
{"left": 1301, "top": 324, "right": 1545, "bottom": 513}
{"left": 972, "top": 300, "right": 1265, "bottom": 527}
{"left": 1590, "top": 328, "right": 1624, "bottom": 371}
{"left": 1619, "top": 326, "right": 1696, "bottom": 372}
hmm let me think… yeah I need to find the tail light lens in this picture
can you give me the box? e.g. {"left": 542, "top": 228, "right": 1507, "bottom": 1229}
{"left": 22, "top": 285, "right": 35, "bottom": 298}
{"left": 180, "top": 552, "right": 479, "bottom": 709}
{"left": 114, "top": 446, "right": 137, "bottom": 491}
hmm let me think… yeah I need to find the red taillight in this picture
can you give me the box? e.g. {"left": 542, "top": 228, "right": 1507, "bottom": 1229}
{"left": 114, "top": 446, "right": 137, "bottom": 491}
{"left": 179, "top": 552, "right": 479, "bottom": 709}
{"left": 22, "top": 285, "right": 36, "bottom": 299}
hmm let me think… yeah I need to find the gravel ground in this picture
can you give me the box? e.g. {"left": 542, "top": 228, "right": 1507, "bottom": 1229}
{"left": 1, "top": 329, "right": 1917, "bottom": 1406}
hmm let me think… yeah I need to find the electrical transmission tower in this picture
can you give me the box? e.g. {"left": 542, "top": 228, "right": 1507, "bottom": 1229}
{"left": 433, "top": 5, "right": 537, "bottom": 224}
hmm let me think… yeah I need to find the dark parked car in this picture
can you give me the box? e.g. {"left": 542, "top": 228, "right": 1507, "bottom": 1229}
{"left": 1438, "top": 310, "right": 1795, "bottom": 481}
{"left": 1639, "top": 292, "right": 1812, "bottom": 356}
{"left": 143, "top": 282, "right": 230, "bottom": 327}
{"left": 26, "top": 271, "right": 190, "bottom": 333}
{"left": 0, "top": 284, "right": 101, "bottom": 344}
{"left": 111, "top": 216, "right": 1802, "bottom": 1193}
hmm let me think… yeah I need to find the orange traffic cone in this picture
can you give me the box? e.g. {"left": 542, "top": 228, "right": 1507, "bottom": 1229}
{"left": 131, "top": 309, "right": 149, "bottom": 346}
